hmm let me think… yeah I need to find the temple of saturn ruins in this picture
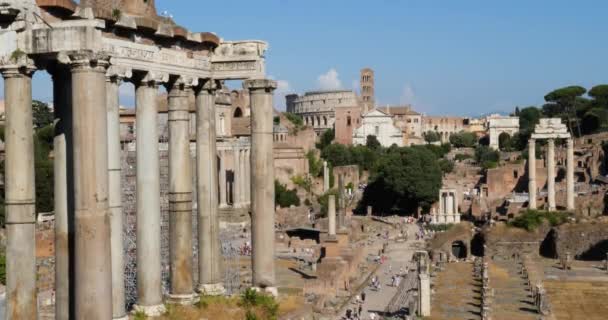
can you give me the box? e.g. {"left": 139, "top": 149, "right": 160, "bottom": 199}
{"left": 528, "top": 118, "right": 575, "bottom": 211}
{"left": 0, "top": 1, "right": 278, "bottom": 319}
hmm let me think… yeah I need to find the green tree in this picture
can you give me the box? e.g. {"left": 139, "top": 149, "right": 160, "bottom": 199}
{"left": 283, "top": 112, "right": 303, "bottom": 127}
{"left": 518, "top": 106, "right": 543, "bottom": 132}
{"left": 589, "top": 84, "right": 608, "bottom": 108}
{"left": 438, "top": 159, "right": 454, "bottom": 174}
{"left": 449, "top": 131, "right": 477, "bottom": 148}
{"left": 350, "top": 144, "right": 378, "bottom": 171}
{"left": 321, "top": 143, "right": 351, "bottom": 167}
{"left": 365, "top": 135, "right": 381, "bottom": 150}
{"left": 475, "top": 145, "right": 500, "bottom": 169}
{"left": 32, "top": 100, "right": 54, "bottom": 129}
{"left": 543, "top": 86, "right": 587, "bottom": 136}
{"left": 359, "top": 147, "right": 442, "bottom": 214}
{"left": 306, "top": 151, "right": 323, "bottom": 177}
{"left": 498, "top": 132, "right": 513, "bottom": 151}
{"left": 423, "top": 131, "right": 440, "bottom": 143}
{"left": 274, "top": 180, "right": 300, "bottom": 208}
{"left": 316, "top": 128, "right": 335, "bottom": 150}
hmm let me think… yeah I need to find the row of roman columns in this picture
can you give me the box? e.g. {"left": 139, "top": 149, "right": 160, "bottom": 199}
{"left": 1, "top": 53, "right": 278, "bottom": 320}
{"left": 528, "top": 138, "right": 575, "bottom": 211}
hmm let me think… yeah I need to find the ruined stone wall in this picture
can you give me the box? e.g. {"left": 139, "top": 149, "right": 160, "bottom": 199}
{"left": 35, "top": 221, "right": 55, "bottom": 293}
{"left": 554, "top": 221, "right": 608, "bottom": 260}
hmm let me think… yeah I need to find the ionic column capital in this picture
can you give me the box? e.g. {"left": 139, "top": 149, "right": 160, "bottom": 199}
{"left": 243, "top": 79, "right": 277, "bottom": 93}
{"left": 195, "top": 78, "right": 219, "bottom": 95}
{"left": 106, "top": 66, "right": 132, "bottom": 84}
{"left": 168, "top": 75, "right": 199, "bottom": 93}
{"left": 65, "top": 51, "right": 110, "bottom": 73}
{"left": 133, "top": 71, "right": 168, "bottom": 88}
{"left": 0, "top": 54, "right": 36, "bottom": 78}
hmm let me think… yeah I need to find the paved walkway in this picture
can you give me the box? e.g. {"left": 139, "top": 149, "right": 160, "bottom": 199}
{"left": 339, "top": 223, "right": 423, "bottom": 320}
{"left": 428, "top": 261, "right": 480, "bottom": 320}
{"left": 489, "top": 259, "right": 537, "bottom": 320}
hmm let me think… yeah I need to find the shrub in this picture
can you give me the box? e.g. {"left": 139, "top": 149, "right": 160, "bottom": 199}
{"left": 0, "top": 252, "right": 5, "bottom": 285}
{"left": 454, "top": 154, "right": 472, "bottom": 161}
{"left": 508, "top": 210, "right": 571, "bottom": 231}
{"left": 317, "top": 189, "right": 339, "bottom": 218}
{"left": 275, "top": 180, "right": 300, "bottom": 208}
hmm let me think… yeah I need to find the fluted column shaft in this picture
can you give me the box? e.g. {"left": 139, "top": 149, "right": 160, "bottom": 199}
{"left": 547, "top": 139, "right": 556, "bottom": 211}
{"left": 2, "top": 64, "right": 37, "bottom": 320}
{"left": 52, "top": 67, "right": 72, "bottom": 320}
{"left": 167, "top": 81, "right": 195, "bottom": 302}
{"left": 233, "top": 147, "right": 241, "bottom": 207}
{"left": 106, "top": 74, "right": 127, "bottom": 319}
{"left": 244, "top": 79, "right": 278, "bottom": 291}
{"left": 134, "top": 75, "right": 164, "bottom": 314}
{"left": 567, "top": 138, "right": 575, "bottom": 211}
{"left": 528, "top": 139, "right": 537, "bottom": 209}
{"left": 196, "top": 80, "right": 224, "bottom": 294}
{"left": 219, "top": 151, "right": 228, "bottom": 207}
{"left": 70, "top": 55, "right": 112, "bottom": 319}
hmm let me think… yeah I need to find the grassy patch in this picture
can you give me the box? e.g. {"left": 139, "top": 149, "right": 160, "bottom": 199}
{"left": 508, "top": 210, "right": 572, "bottom": 231}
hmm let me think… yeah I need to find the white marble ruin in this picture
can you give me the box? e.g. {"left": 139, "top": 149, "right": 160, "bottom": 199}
{"left": 431, "top": 188, "right": 461, "bottom": 224}
{"left": 487, "top": 115, "right": 520, "bottom": 150}
{"left": 0, "top": 1, "right": 277, "bottom": 319}
{"left": 529, "top": 118, "right": 575, "bottom": 211}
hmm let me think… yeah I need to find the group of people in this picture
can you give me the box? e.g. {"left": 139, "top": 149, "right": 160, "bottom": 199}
{"left": 343, "top": 291, "right": 367, "bottom": 320}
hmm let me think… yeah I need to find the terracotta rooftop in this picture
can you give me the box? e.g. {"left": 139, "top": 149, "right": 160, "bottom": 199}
{"left": 377, "top": 106, "right": 419, "bottom": 116}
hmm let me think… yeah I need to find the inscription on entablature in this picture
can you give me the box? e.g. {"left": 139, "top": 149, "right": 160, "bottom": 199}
{"left": 212, "top": 61, "right": 258, "bottom": 72}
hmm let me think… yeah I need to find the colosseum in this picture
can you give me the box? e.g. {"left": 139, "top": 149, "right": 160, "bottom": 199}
{"left": 286, "top": 90, "right": 360, "bottom": 136}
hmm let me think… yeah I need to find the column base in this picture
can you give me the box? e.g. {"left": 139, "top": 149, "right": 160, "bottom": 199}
{"left": 166, "top": 293, "right": 198, "bottom": 305}
{"left": 252, "top": 286, "right": 278, "bottom": 297}
{"left": 132, "top": 303, "right": 166, "bottom": 317}
{"left": 197, "top": 283, "right": 227, "bottom": 296}
{"left": 219, "top": 203, "right": 229, "bottom": 209}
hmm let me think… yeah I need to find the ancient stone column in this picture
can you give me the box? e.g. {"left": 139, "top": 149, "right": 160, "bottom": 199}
{"left": 240, "top": 149, "right": 247, "bottom": 205}
{"left": 418, "top": 273, "right": 431, "bottom": 317}
{"left": 70, "top": 53, "right": 113, "bottom": 319}
{"left": 323, "top": 161, "right": 330, "bottom": 191}
{"left": 547, "top": 139, "right": 556, "bottom": 211}
{"left": 566, "top": 138, "right": 575, "bottom": 211}
{"left": 106, "top": 70, "right": 129, "bottom": 320}
{"left": 233, "top": 147, "right": 242, "bottom": 208}
{"left": 2, "top": 62, "right": 37, "bottom": 320}
{"left": 244, "top": 79, "right": 278, "bottom": 295}
{"left": 328, "top": 195, "right": 336, "bottom": 237}
{"left": 195, "top": 80, "right": 225, "bottom": 295}
{"left": 528, "top": 139, "right": 537, "bottom": 210}
{"left": 133, "top": 72, "right": 165, "bottom": 316}
{"left": 245, "top": 149, "right": 251, "bottom": 204}
{"left": 167, "top": 78, "right": 196, "bottom": 304}
{"left": 219, "top": 151, "right": 228, "bottom": 208}
{"left": 51, "top": 66, "right": 72, "bottom": 320}
{"left": 337, "top": 174, "right": 345, "bottom": 229}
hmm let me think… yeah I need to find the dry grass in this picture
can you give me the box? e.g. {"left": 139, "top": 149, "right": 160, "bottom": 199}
{"left": 545, "top": 280, "right": 608, "bottom": 320}
{"left": 153, "top": 294, "right": 306, "bottom": 320}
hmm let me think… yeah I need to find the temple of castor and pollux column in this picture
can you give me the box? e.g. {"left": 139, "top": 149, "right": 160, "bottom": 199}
{"left": 0, "top": 0, "right": 278, "bottom": 319}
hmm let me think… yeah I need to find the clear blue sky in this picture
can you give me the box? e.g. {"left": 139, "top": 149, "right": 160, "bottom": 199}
{"left": 4, "top": 0, "right": 608, "bottom": 116}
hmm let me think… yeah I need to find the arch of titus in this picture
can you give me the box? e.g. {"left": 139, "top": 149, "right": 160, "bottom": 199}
{"left": 0, "top": 1, "right": 277, "bottom": 319}
{"left": 528, "top": 118, "right": 575, "bottom": 211}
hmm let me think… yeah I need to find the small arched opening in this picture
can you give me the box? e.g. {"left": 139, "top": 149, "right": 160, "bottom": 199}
{"left": 233, "top": 107, "right": 243, "bottom": 118}
{"left": 471, "top": 233, "right": 485, "bottom": 257}
{"left": 452, "top": 241, "right": 468, "bottom": 259}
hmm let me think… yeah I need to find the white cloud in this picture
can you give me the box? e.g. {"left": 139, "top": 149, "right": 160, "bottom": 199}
{"left": 317, "top": 68, "right": 343, "bottom": 91}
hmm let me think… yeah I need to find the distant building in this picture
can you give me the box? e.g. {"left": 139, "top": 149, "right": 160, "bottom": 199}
{"left": 422, "top": 116, "right": 467, "bottom": 143}
{"left": 353, "top": 109, "right": 404, "bottom": 147}
{"left": 334, "top": 105, "right": 362, "bottom": 145}
{"left": 360, "top": 68, "right": 375, "bottom": 112}
{"left": 286, "top": 90, "right": 359, "bottom": 137}
{"left": 486, "top": 114, "right": 520, "bottom": 150}
{"left": 378, "top": 105, "right": 423, "bottom": 146}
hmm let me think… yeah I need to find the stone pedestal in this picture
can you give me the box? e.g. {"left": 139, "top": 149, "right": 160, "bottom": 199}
{"left": 71, "top": 54, "right": 113, "bottom": 319}
{"left": 418, "top": 274, "right": 431, "bottom": 317}
{"left": 196, "top": 80, "right": 225, "bottom": 295}
{"left": 134, "top": 73, "right": 165, "bottom": 314}
{"left": 2, "top": 63, "right": 38, "bottom": 320}
{"left": 167, "top": 81, "right": 195, "bottom": 303}
{"left": 245, "top": 79, "right": 278, "bottom": 290}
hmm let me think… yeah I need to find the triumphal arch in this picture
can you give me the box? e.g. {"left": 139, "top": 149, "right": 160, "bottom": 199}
{"left": 0, "top": 1, "right": 277, "bottom": 319}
